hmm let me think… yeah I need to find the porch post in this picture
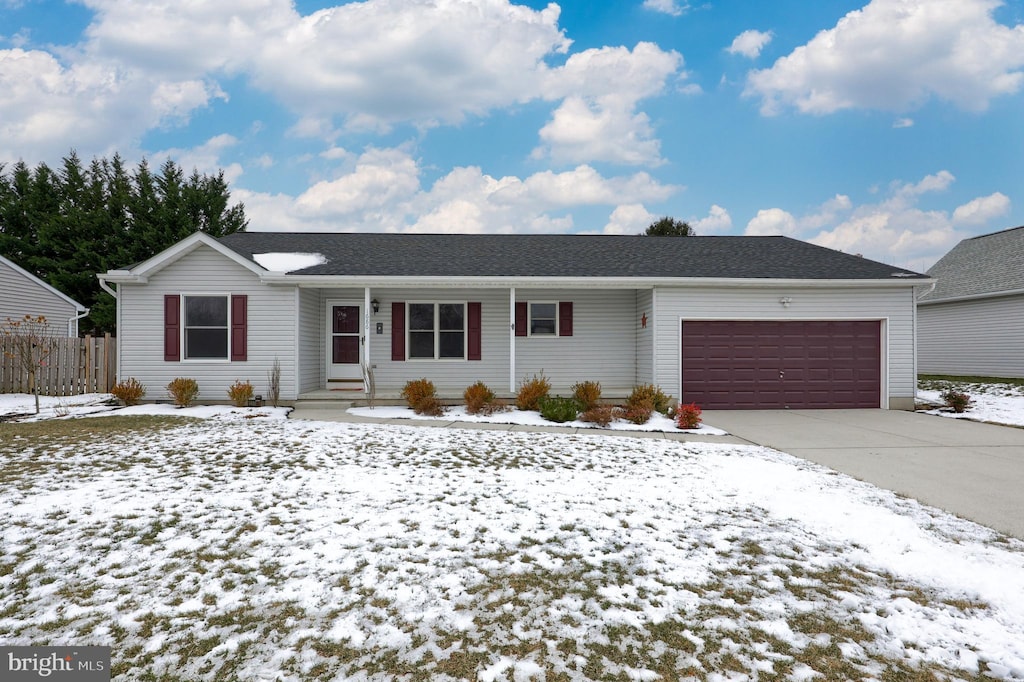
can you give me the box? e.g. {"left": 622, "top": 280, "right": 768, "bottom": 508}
{"left": 509, "top": 287, "right": 516, "bottom": 394}
{"left": 364, "top": 287, "right": 371, "bottom": 383}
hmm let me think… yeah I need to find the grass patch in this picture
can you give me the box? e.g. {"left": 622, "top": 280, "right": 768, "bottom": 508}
{"left": 919, "top": 374, "right": 1024, "bottom": 389}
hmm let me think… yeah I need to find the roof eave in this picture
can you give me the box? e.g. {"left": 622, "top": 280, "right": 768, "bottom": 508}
{"left": 258, "top": 274, "right": 933, "bottom": 289}
{"left": 919, "top": 286, "right": 1024, "bottom": 305}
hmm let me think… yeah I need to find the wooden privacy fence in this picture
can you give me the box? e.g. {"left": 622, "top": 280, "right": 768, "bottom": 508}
{"left": 0, "top": 334, "right": 116, "bottom": 396}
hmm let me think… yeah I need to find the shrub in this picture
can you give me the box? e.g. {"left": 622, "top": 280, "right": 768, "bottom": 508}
{"left": 516, "top": 372, "right": 551, "bottom": 411}
{"left": 166, "top": 377, "right": 199, "bottom": 408}
{"left": 941, "top": 388, "right": 971, "bottom": 413}
{"left": 676, "top": 402, "right": 703, "bottom": 429}
{"left": 579, "top": 404, "right": 615, "bottom": 427}
{"left": 267, "top": 357, "right": 281, "bottom": 408}
{"left": 401, "top": 378, "right": 436, "bottom": 409}
{"left": 401, "top": 378, "right": 447, "bottom": 415}
{"left": 464, "top": 381, "right": 496, "bottom": 415}
{"left": 619, "top": 398, "right": 653, "bottom": 425}
{"left": 627, "top": 383, "right": 671, "bottom": 414}
{"left": 413, "top": 395, "right": 447, "bottom": 417}
{"left": 538, "top": 395, "right": 581, "bottom": 423}
{"left": 111, "top": 377, "right": 146, "bottom": 406}
{"left": 571, "top": 381, "right": 602, "bottom": 411}
{"left": 228, "top": 379, "right": 254, "bottom": 407}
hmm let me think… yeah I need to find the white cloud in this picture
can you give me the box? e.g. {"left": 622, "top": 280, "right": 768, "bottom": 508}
{"left": 744, "top": 171, "right": 1011, "bottom": 270}
{"left": 535, "top": 42, "right": 683, "bottom": 165}
{"left": 692, "top": 204, "right": 733, "bottom": 234}
{"left": 952, "top": 192, "right": 1011, "bottom": 226}
{"left": 746, "top": 0, "right": 1024, "bottom": 115}
{"left": 642, "top": 0, "right": 689, "bottom": 17}
{"left": 600, "top": 204, "right": 656, "bottom": 235}
{"left": 727, "top": 30, "right": 773, "bottom": 59}
{"left": 0, "top": 47, "right": 224, "bottom": 161}
{"left": 152, "top": 135, "right": 244, "bottom": 184}
{"left": 745, "top": 208, "right": 798, "bottom": 236}
{"left": 233, "top": 147, "right": 681, "bottom": 234}
{"left": 893, "top": 117, "right": 915, "bottom": 128}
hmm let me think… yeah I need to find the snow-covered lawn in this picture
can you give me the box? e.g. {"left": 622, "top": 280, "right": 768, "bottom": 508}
{"left": 2, "top": 401, "right": 1024, "bottom": 680}
{"left": 918, "top": 380, "right": 1024, "bottom": 428}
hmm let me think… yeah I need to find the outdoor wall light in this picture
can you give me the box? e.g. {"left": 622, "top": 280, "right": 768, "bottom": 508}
{"left": 779, "top": 297, "right": 793, "bottom": 308}
{"left": 371, "top": 298, "right": 380, "bottom": 314}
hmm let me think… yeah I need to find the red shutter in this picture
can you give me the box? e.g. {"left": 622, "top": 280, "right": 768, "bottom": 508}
{"left": 230, "top": 295, "right": 247, "bottom": 361}
{"left": 392, "top": 302, "right": 405, "bottom": 361}
{"left": 559, "top": 301, "right": 573, "bottom": 337}
{"left": 468, "top": 302, "right": 482, "bottom": 361}
{"left": 515, "top": 301, "right": 527, "bottom": 337}
{"left": 164, "top": 295, "right": 180, "bottom": 361}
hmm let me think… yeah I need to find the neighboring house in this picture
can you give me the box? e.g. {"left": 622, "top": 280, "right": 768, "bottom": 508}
{"left": 0, "top": 254, "right": 89, "bottom": 336}
{"left": 98, "top": 231, "right": 932, "bottom": 409}
{"left": 918, "top": 225, "right": 1024, "bottom": 379}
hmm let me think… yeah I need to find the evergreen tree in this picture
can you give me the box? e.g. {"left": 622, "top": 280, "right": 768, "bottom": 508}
{"left": 0, "top": 151, "right": 247, "bottom": 335}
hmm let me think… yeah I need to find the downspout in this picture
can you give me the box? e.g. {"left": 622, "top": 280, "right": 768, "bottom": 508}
{"left": 97, "top": 275, "right": 120, "bottom": 384}
{"left": 68, "top": 307, "right": 90, "bottom": 337}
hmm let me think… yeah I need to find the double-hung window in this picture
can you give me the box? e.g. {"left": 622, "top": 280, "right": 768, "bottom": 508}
{"left": 529, "top": 302, "right": 557, "bottom": 336}
{"left": 184, "top": 295, "right": 229, "bottom": 359}
{"left": 408, "top": 303, "right": 466, "bottom": 359}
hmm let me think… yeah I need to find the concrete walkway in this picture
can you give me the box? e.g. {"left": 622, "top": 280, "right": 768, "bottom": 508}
{"left": 289, "top": 405, "right": 1024, "bottom": 540}
{"left": 702, "top": 409, "right": 1024, "bottom": 540}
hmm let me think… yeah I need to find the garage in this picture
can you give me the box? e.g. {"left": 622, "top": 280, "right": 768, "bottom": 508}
{"left": 681, "top": 320, "right": 881, "bottom": 409}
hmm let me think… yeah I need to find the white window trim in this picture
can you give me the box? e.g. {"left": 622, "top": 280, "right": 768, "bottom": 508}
{"left": 528, "top": 301, "right": 559, "bottom": 337}
{"left": 407, "top": 301, "right": 468, "bottom": 361}
{"left": 181, "top": 293, "right": 232, "bottom": 363}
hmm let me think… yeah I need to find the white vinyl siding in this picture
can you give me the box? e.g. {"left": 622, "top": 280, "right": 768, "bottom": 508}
{"left": 515, "top": 289, "right": 635, "bottom": 393}
{"left": 654, "top": 286, "right": 917, "bottom": 408}
{"left": 369, "top": 288, "right": 508, "bottom": 393}
{"left": 118, "top": 245, "right": 298, "bottom": 401}
{"left": 298, "top": 288, "right": 322, "bottom": 393}
{"left": 0, "top": 260, "right": 82, "bottom": 336}
{"left": 635, "top": 289, "right": 654, "bottom": 385}
{"left": 919, "top": 295, "right": 1024, "bottom": 379}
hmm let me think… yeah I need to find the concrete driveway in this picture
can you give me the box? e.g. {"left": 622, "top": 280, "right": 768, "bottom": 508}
{"left": 702, "top": 409, "right": 1024, "bottom": 540}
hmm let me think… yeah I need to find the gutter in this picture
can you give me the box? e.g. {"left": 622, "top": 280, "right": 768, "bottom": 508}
{"left": 918, "top": 285, "right": 1024, "bottom": 305}
{"left": 68, "top": 307, "right": 90, "bottom": 337}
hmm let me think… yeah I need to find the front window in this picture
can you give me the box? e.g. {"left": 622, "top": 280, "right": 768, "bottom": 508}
{"left": 529, "top": 302, "right": 557, "bottom": 336}
{"left": 184, "top": 295, "right": 228, "bottom": 359}
{"left": 409, "top": 302, "right": 465, "bottom": 359}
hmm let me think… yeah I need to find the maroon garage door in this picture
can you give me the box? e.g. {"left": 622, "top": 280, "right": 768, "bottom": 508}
{"left": 681, "top": 320, "right": 881, "bottom": 409}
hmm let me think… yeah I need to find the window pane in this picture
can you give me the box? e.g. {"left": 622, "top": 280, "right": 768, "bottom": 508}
{"left": 186, "top": 328, "right": 228, "bottom": 358}
{"left": 439, "top": 303, "right": 464, "bottom": 331}
{"left": 531, "top": 319, "right": 556, "bottom": 335}
{"left": 185, "top": 296, "right": 227, "bottom": 326}
{"left": 531, "top": 303, "right": 556, "bottom": 320}
{"left": 530, "top": 302, "right": 556, "bottom": 335}
{"left": 409, "top": 303, "right": 434, "bottom": 331}
{"left": 409, "top": 331, "right": 434, "bottom": 358}
{"left": 439, "top": 331, "right": 464, "bottom": 358}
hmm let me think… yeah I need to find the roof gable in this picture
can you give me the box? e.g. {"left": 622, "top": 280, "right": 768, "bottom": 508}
{"left": 922, "top": 225, "right": 1024, "bottom": 301}
{"left": 0, "top": 254, "right": 87, "bottom": 312}
{"left": 215, "top": 232, "right": 928, "bottom": 281}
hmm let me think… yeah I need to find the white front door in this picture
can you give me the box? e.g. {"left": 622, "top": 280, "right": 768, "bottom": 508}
{"left": 326, "top": 301, "right": 363, "bottom": 382}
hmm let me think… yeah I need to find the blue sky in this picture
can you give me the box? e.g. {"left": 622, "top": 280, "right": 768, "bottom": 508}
{"left": 2, "top": 0, "right": 1023, "bottom": 271}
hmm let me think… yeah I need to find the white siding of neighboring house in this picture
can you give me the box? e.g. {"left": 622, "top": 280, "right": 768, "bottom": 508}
{"left": 635, "top": 289, "right": 654, "bottom": 386}
{"left": 0, "top": 259, "right": 82, "bottom": 336}
{"left": 118, "top": 245, "right": 299, "bottom": 401}
{"left": 918, "top": 294, "right": 1024, "bottom": 379}
{"left": 653, "top": 285, "right": 919, "bottom": 409}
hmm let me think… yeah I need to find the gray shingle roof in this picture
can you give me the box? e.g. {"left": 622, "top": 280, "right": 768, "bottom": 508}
{"left": 920, "top": 226, "right": 1024, "bottom": 301}
{"left": 217, "top": 232, "right": 928, "bottom": 280}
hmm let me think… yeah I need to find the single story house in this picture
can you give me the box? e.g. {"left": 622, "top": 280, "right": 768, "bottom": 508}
{"left": 0, "top": 254, "right": 89, "bottom": 336}
{"left": 98, "top": 231, "right": 932, "bottom": 409}
{"left": 918, "top": 225, "right": 1024, "bottom": 379}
